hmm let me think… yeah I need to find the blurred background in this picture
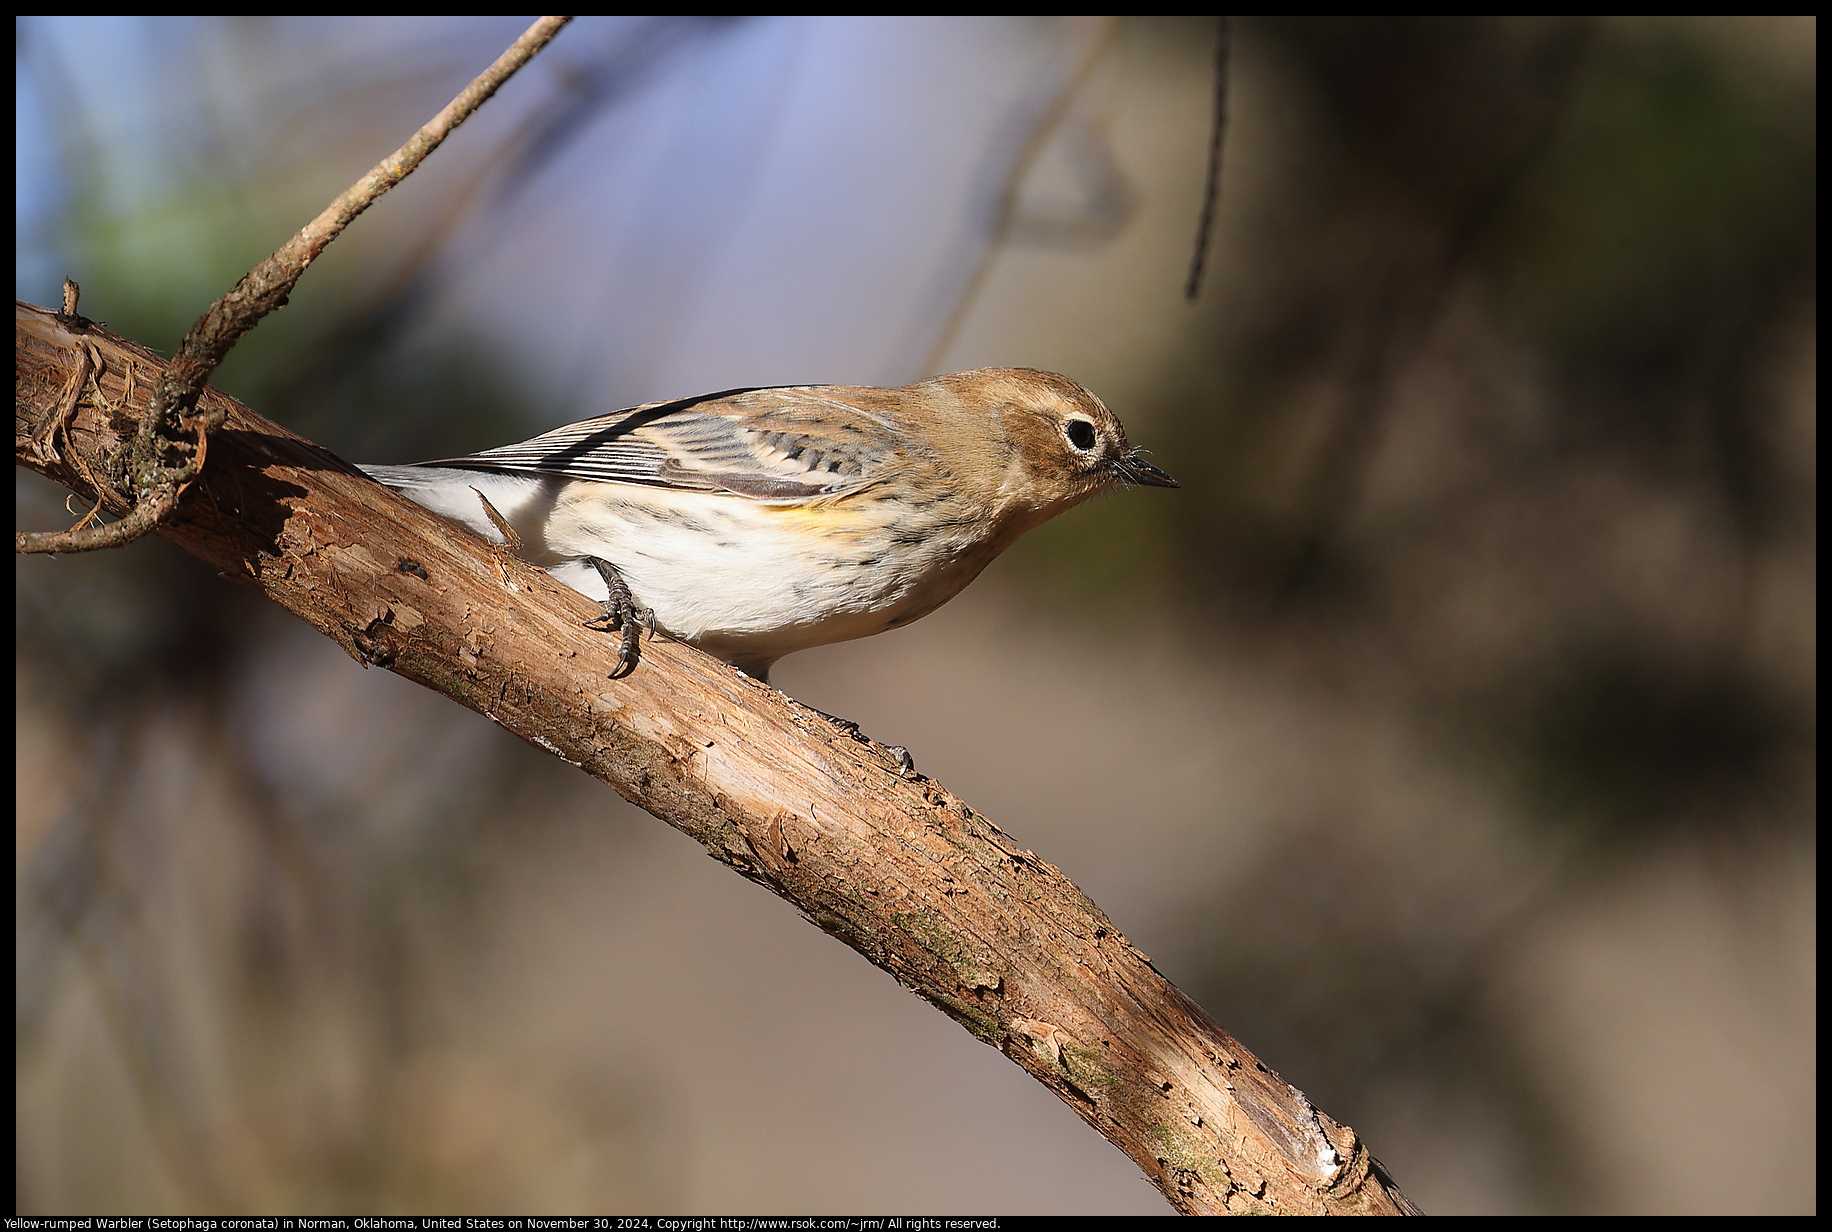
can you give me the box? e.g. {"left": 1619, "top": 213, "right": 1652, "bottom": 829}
{"left": 15, "top": 16, "right": 1815, "bottom": 1215}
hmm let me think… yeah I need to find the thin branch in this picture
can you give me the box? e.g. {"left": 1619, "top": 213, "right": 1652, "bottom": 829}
{"left": 16, "top": 15, "right": 574, "bottom": 557}
{"left": 16, "top": 301, "right": 1423, "bottom": 1216}
{"left": 1184, "top": 16, "right": 1231, "bottom": 302}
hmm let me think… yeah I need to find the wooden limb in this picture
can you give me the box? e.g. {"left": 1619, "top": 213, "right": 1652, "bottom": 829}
{"left": 15, "top": 300, "right": 1421, "bottom": 1216}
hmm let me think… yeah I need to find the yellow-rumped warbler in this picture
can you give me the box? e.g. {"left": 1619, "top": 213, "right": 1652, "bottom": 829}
{"left": 361, "top": 367, "right": 1176, "bottom": 682}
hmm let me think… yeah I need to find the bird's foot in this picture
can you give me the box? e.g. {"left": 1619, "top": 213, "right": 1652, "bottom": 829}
{"left": 805, "top": 704, "right": 917, "bottom": 777}
{"left": 582, "top": 557, "right": 653, "bottom": 679}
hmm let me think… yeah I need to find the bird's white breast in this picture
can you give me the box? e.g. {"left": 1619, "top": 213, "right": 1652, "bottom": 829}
{"left": 543, "top": 483, "right": 996, "bottom": 666}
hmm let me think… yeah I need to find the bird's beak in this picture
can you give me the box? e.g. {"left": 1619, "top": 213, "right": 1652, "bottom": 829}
{"left": 1113, "top": 451, "right": 1179, "bottom": 489}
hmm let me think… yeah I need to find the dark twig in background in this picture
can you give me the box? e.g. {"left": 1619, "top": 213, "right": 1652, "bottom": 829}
{"left": 1183, "top": 16, "right": 1231, "bottom": 301}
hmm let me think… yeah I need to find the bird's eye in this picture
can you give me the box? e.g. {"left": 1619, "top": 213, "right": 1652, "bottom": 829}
{"left": 1064, "top": 418, "right": 1097, "bottom": 451}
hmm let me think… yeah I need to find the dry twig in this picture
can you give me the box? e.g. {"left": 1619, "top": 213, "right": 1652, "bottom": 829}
{"left": 16, "top": 15, "right": 573, "bottom": 557}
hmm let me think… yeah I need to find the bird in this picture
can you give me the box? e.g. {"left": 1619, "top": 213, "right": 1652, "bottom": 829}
{"left": 361, "top": 367, "right": 1176, "bottom": 684}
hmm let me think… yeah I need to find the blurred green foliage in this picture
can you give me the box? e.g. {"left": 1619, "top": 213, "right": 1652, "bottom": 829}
{"left": 1494, "top": 31, "right": 1815, "bottom": 407}
{"left": 1516, "top": 650, "right": 1797, "bottom": 843}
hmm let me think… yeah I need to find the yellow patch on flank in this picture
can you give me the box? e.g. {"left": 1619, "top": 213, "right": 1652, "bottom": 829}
{"left": 762, "top": 498, "right": 880, "bottom": 537}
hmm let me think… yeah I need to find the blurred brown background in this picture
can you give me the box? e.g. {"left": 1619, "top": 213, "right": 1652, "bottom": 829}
{"left": 16, "top": 17, "right": 1815, "bottom": 1215}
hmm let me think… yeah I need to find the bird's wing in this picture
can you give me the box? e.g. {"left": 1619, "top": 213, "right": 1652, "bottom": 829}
{"left": 420, "top": 386, "right": 902, "bottom": 501}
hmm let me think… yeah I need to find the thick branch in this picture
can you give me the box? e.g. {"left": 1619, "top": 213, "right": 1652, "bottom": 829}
{"left": 15, "top": 301, "right": 1420, "bottom": 1216}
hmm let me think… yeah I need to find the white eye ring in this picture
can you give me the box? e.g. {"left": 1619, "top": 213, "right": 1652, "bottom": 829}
{"left": 1063, "top": 418, "right": 1098, "bottom": 452}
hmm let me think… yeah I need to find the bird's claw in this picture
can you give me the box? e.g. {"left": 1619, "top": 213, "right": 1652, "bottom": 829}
{"left": 584, "top": 557, "right": 650, "bottom": 679}
{"left": 805, "top": 705, "right": 918, "bottom": 776}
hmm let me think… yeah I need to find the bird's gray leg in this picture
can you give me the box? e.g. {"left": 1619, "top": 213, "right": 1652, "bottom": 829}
{"left": 583, "top": 557, "right": 653, "bottom": 679}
